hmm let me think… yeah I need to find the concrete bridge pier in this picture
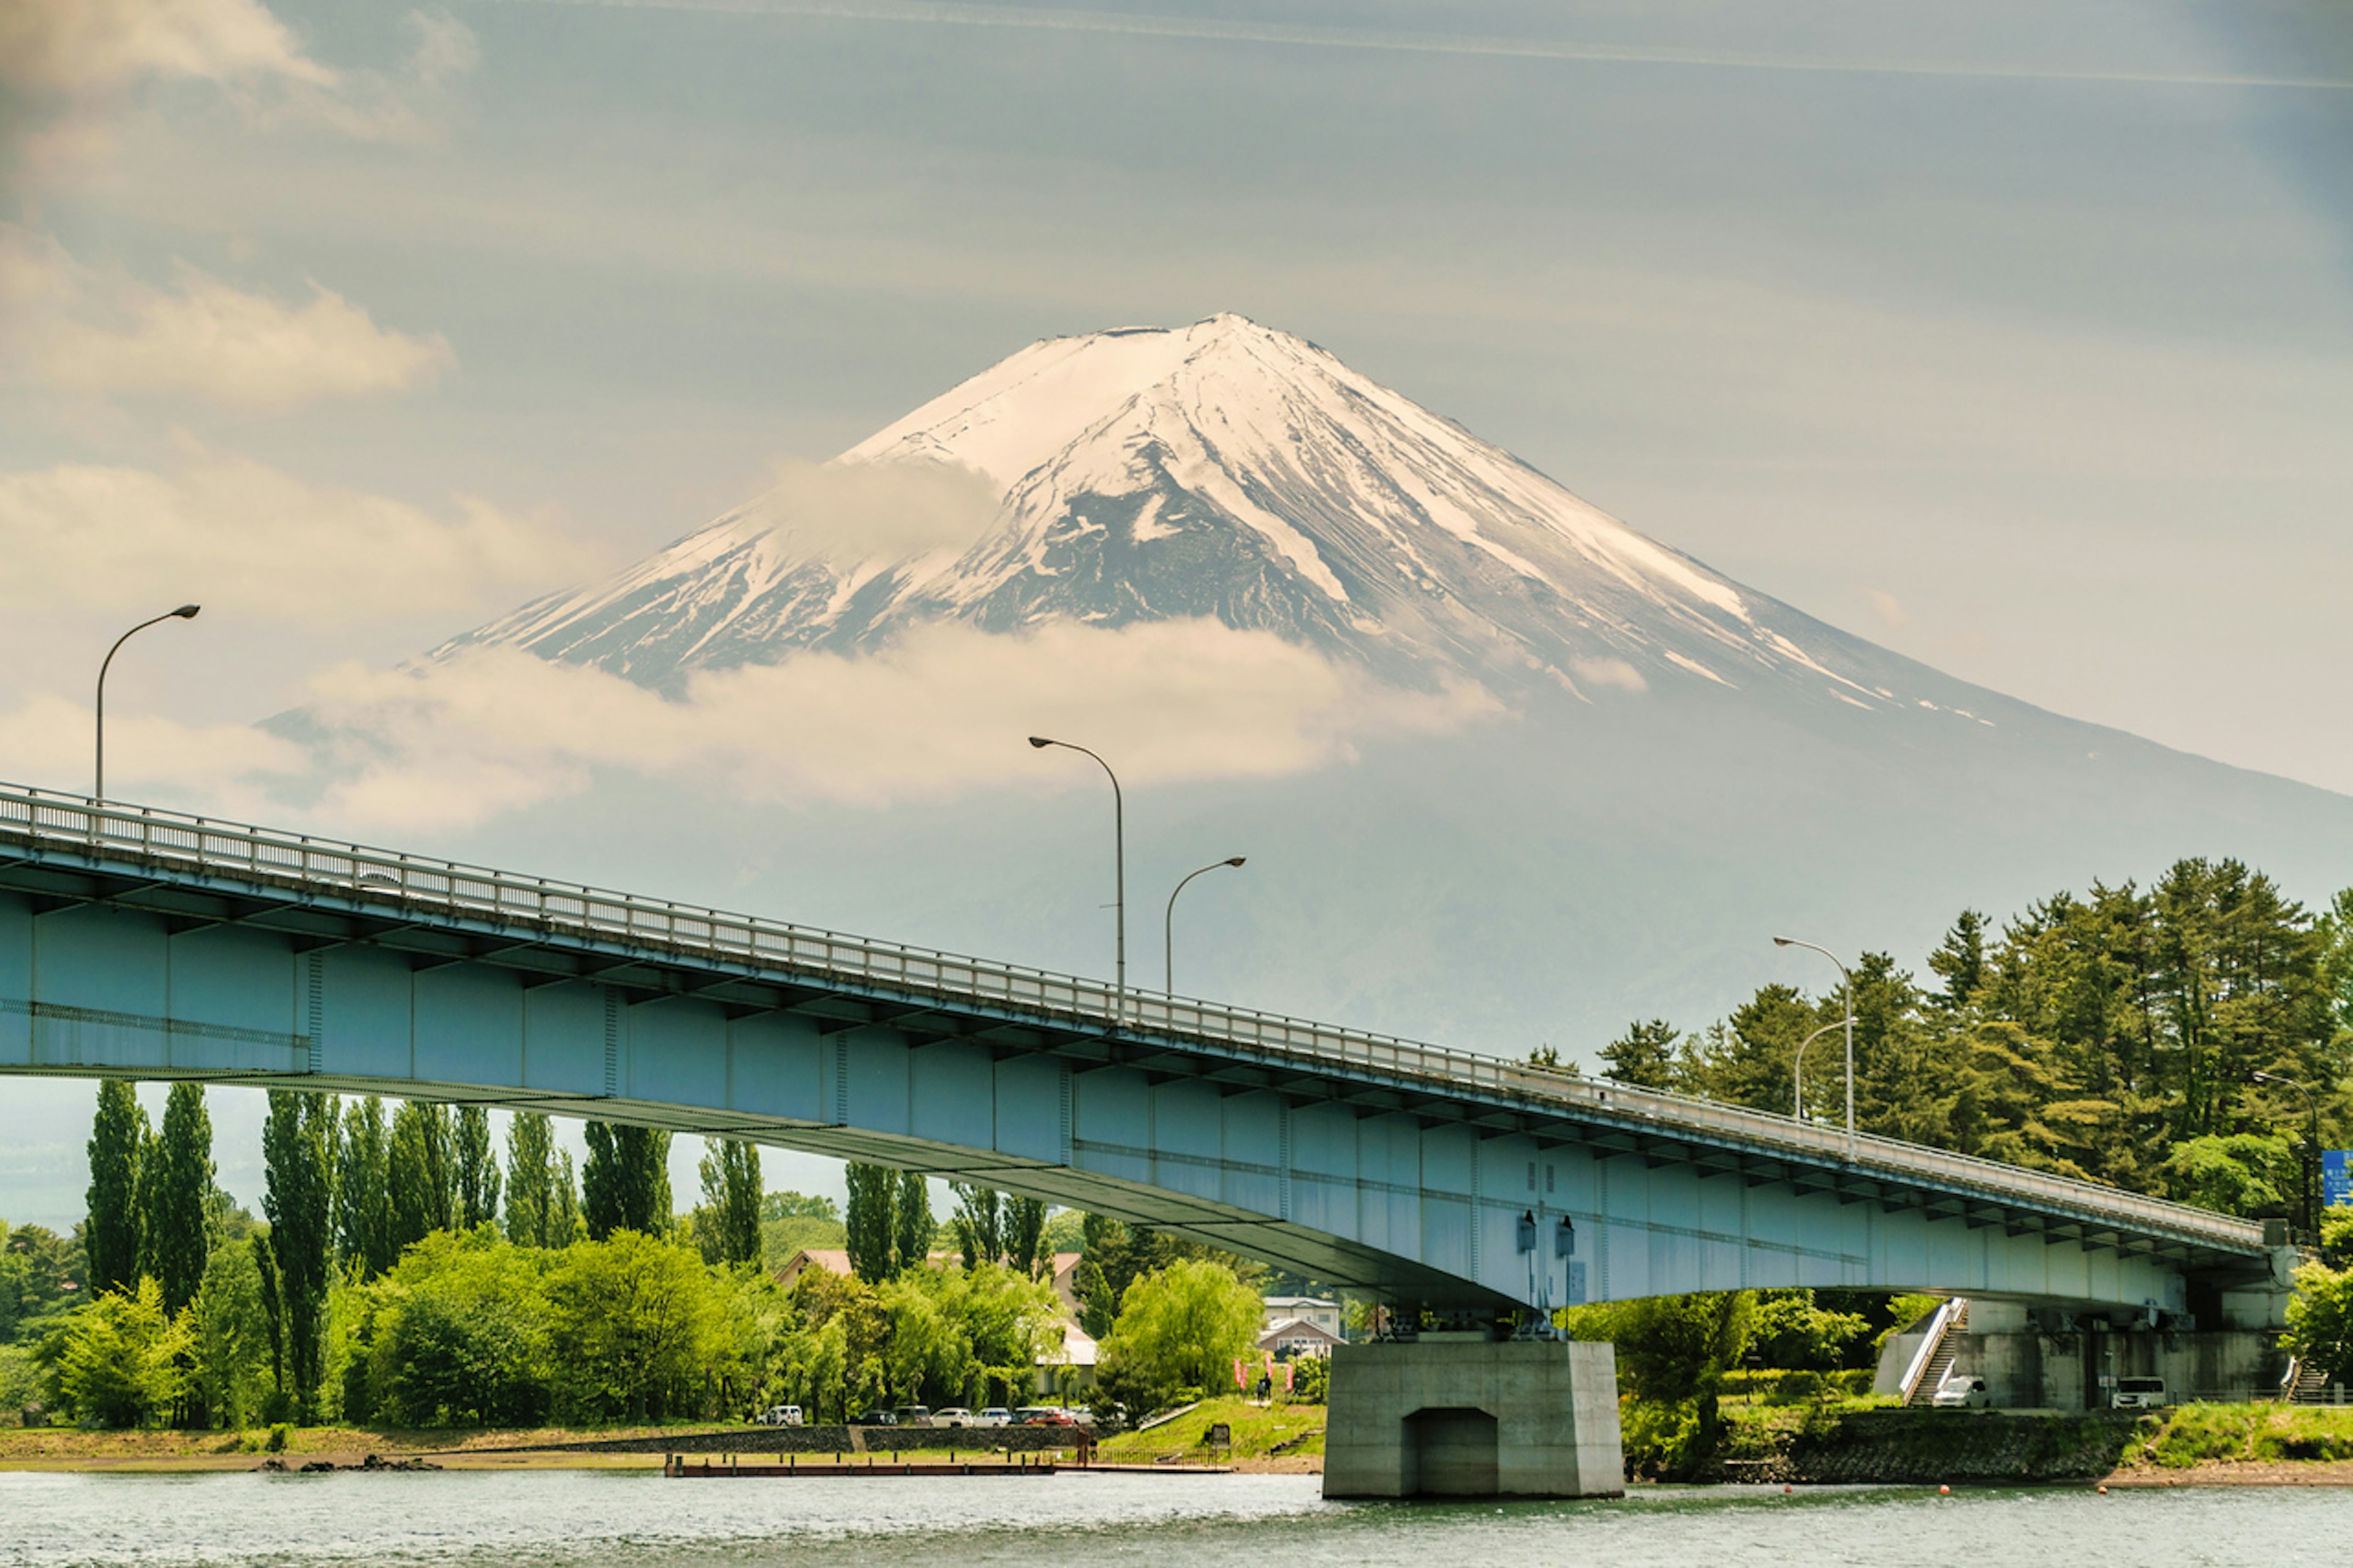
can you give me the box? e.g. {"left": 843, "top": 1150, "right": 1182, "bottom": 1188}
{"left": 1322, "top": 1337, "right": 1624, "bottom": 1499}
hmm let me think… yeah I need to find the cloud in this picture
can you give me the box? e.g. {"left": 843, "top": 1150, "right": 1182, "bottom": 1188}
{"left": 1, "top": 3, "right": 478, "bottom": 191}
{"left": 0, "top": 441, "right": 602, "bottom": 624}
{"left": 1568, "top": 656, "right": 1648, "bottom": 694}
{"left": 1, "top": 227, "right": 453, "bottom": 409}
{"left": 0, "top": 691, "right": 305, "bottom": 804}
{"left": 298, "top": 624, "right": 1499, "bottom": 831}
{"left": 737, "top": 456, "right": 1002, "bottom": 564}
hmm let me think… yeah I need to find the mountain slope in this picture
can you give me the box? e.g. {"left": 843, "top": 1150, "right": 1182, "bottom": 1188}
{"left": 441, "top": 316, "right": 1998, "bottom": 732}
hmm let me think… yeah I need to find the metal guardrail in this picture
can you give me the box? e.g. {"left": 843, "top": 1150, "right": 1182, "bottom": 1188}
{"left": 0, "top": 781, "right": 2265, "bottom": 1255}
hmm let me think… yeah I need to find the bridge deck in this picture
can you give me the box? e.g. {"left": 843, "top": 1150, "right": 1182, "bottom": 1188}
{"left": 0, "top": 782, "right": 2265, "bottom": 1284}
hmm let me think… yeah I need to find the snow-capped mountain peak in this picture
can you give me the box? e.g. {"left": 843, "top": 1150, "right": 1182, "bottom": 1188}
{"left": 439, "top": 316, "right": 1952, "bottom": 716}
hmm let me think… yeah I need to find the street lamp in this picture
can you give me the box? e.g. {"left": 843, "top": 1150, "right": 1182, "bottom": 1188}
{"left": 1029, "top": 737, "right": 1125, "bottom": 1024}
{"left": 1164, "top": 856, "right": 1245, "bottom": 995}
{"left": 1774, "top": 936, "right": 1855, "bottom": 1155}
{"left": 1792, "top": 1017, "right": 1855, "bottom": 1124}
{"left": 96, "top": 605, "right": 200, "bottom": 803}
{"left": 2251, "top": 1069, "right": 2322, "bottom": 1241}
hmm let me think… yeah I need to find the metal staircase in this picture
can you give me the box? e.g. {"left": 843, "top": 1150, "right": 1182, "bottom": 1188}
{"left": 2283, "top": 1357, "right": 2338, "bottom": 1405}
{"left": 1903, "top": 1298, "right": 1970, "bottom": 1406}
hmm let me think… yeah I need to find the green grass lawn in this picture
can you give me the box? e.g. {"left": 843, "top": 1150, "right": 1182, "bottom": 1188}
{"left": 1092, "top": 1398, "right": 1325, "bottom": 1464}
{"left": 2135, "top": 1403, "right": 2353, "bottom": 1467}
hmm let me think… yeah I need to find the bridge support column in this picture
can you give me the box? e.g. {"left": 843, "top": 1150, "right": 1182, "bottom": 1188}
{"left": 1322, "top": 1338, "right": 1623, "bottom": 1499}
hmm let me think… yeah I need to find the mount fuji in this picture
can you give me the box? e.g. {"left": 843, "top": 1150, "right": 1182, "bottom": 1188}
{"left": 425, "top": 316, "right": 2353, "bottom": 1051}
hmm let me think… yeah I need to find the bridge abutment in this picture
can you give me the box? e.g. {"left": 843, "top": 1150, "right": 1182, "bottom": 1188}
{"left": 1322, "top": 1338, "right": 1623, "bottom": 1499}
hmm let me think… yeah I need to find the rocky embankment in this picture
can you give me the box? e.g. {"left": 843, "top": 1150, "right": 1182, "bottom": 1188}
{"left": 1701, "top": 1409, "right": 2144, "bottom": 1485}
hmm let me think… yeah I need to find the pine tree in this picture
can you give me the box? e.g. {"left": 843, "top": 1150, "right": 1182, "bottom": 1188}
{"left": 1599, "top": 1020, "right": 1682, "bottom": 1090}
{"left": 1927, "top": 911, "right": 1988, "bottom": 1010}
{"left": 1004, "top": 1195, "right": 1049, "bottom": 1278}
{"left": 503, "top": 1111, "right": 557, "bottom": 1248}
{"left": 335, "top": 1097, "right": 397, "bottom": 1278}
{"left": 387, "top": 1100, "right": 454, "bottom": 1248}
{"left": 138, "top": 1083, "right": 216, "bottom": 1314}
{"left": 582, "top": 1122, "right": 670, "bottom": 1239}
{"left": 261, "top": 1090, "right": 336, "bottom": 1421}
{"left": 892, "top": 1168, "right": 933, "bottom": 1274}
{"left": 843, "top": 1162, "right": 896, "bottom": 1283}
{"left": 85, "top": 1080, "right": 148, "bottom": 1297}
{"left": 453, "top": 1106, "right": 502, "bottom": 1230}
{"left": 694, "top": 1138, "right": 763, "bottom": 1267}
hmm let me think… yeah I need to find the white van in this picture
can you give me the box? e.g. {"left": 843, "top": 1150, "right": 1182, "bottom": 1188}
{"left": 751, "top": 1404, "right": 804, "bottom": 1426}
{"left": 1931, "top": 1376, "right": 1990, "bottom": 1409}
{"left": 2111, "top": 1376, "right": 2168, "bottom": 1410}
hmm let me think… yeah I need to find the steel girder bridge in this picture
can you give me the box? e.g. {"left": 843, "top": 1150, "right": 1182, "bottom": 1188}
{"left": 0, "top": 782, "right": 2271, "bottom": 1316}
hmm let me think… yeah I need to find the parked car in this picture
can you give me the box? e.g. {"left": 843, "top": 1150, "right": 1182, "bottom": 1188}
{"left": 977, "top": 1407, "right": 1012, "bottom": 1427}
{"left": 892, "top": 1405, "right": 934, "bottom": 1427}
{"left": 1015, "top": 1406, "right": 1075, "bottom": 1426}
{"left": 1931, "top": 1376, "right": 1990, "bottom": 1409}
{"left": 2111, "top": 1376, "right": 2169, "bottom": 1410}
{"left": 933, "top": 1407, "right": 976, "bottom": 1427}
{"left": 750, "top": 1404, "right": 804, "bottom": 1426}
{"left": 851, "top": 1409, "right": 898, "bottom": 1426}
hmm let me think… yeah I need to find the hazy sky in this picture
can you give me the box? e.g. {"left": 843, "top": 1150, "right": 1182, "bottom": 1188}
{"left": 3, "top": 0, "right": 2352, "bottom": 1222}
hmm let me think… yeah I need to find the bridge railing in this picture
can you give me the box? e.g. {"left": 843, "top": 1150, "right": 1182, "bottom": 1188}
{"left": 0, "top": 781, "right": 2264, "bottom": 1254}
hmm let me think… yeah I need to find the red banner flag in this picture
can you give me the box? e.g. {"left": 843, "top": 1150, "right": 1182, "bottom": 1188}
{"left": 1234, "top": 1357, "right": 1247, "bottom": 1388}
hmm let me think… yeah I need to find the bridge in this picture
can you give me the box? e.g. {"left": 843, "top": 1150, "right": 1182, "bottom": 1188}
{"left": 0, "top": 780, "right": 2270, "bottom": 1318}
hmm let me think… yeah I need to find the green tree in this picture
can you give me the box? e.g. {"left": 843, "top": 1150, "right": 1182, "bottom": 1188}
{"left": 453, "top": 1106, "right": 502, "bottom": 1232}
{"left": 762, "top": 1191, "right": 840, "bottom": 1222}
{"left": 893, "top": 1168, "right": 934, "bottom": 1275}
{"left": 371, "top": 1231, "right": 552, "bottom": 1426}
{"left": 1564, "top": 1289, "right": 1755, "bottom": 1475}
{"left": 553, "top": 1151, "right": 582, "bottom": 1244}
{"left": 1004, "top": 1196, "right": 1049, "bottom": 1278}
{"left": 844, "top": 1162, "right": 896, "bottom": 1283}
{"left": 582, "top": 1123, "right": 670, "bottom": 1240}
{"left": 1094, "top": 1257, "right": 1262, "bottom": 1414}
{"left": 2160, "top": 1133, "right": 2298, "bottom": 1219}
{"left": 85, "top": 1079, "right": 148, "bottom": 1297}
{"left": 1600, "top": 1019, "right": 1681, "bottom": 1090}
{"left": 336, "top": 1097, "right": 398, "bottom": 1279}
{"left": 503, "top": 1112, "right": 558, "bottom": 1248}
{"left": 546, "top": 1230, "right": 719, "bottom": 1420}
{"left": 2284, "top": 1257, "right": 2353, "bottom": 1384}
{"left": 2, "top": 1222, "right": 79, "bottom": 1345}
{"left": 51, "top": 1278, "right": 189, "bottom": 1428}
{"left": 949, "top": 1182, "right": 1001, "bottom": 1270}
{"left": 262, "top": 1089, "right": 338, "bottom": 1421}
{"left": 388, "top": 1100, "right": 455, "bottom": 1249}
{"left": 131, "top": 1083, "right": 216, "bottom": 1314}
{"left": 694, "top": 1138, "right": 763, "bottom": 1268}
{"left": 188, "top": 1238, "right": 270, "bottom": 1430}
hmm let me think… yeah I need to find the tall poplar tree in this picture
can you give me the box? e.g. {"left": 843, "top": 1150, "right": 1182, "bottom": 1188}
{"left": 261, "top": 1090, "right": 336, "bottom": 1420}
{"left": 387, "top": 1100, "right": 454, "bottom": 1248}
{"left": 949, "top": 1182, "right": 1002, "bottom": 1269}
{"left": 694, "top": 1138, "right": 763, "bottom": 1267}
{"left": 582, "top": 1122, "right": 670, "bottom": 1238}
{"left": 892, "top": 1168, "right": 933, "bottom": 1274}
{"left": 453, "top": 1105, "right": 502, "bottom": 1230}
{"left": 552, "top": 1150, "right": 582, "bottom": 1244}
{"left": 85, "top": 1080, "right": 148, "bottom": 1297}
{"left": 503, "top": 1111, "right": 558, "bottom": 1248}
{"left": 843, "top": 1162, "right": 896, "bottom": 1283}
{"left": 335, "top": 1097, "right": 397, "bottom": 1278}
{"left": 1004, "top": 1195, "right": 1050, "bottom": 1278}
{"left": 138, "top": 1082, "right": 216, "bottom": 1313}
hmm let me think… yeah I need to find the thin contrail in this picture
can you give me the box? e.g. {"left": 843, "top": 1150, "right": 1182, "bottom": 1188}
{"left": 466, "top": 0, "right": 2353, "bottom": 91}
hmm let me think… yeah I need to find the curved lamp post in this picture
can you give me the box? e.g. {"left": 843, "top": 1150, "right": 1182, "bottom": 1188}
{"left": 2251, "top": 1069, "right": 2322, "bottom": 1241}
{"left": 1029, "top": 736, "right": 1124, "bottom": 1024}
{"left": 1792, "top": 1017, "right": 1855, "bottom": 1124}
{"left": 1774, "top": 936, "right": 1855, "bottom": 1156}
{"left": 1164, "top": 856, "right": 1245, "bottom": 995}
{"left": 96, "top": 604, "right": 200, "bottom": 803}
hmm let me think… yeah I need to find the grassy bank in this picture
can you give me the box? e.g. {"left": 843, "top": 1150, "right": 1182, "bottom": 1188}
{"left": 1091, "top": 1398, "right": 1325, "bottom": 1469}
{"left": 2119, "top": 1404, "right": 2353, "bottom": 1469}
{"left": 0, "top": 1422, "right": 740, "bottom": 1471}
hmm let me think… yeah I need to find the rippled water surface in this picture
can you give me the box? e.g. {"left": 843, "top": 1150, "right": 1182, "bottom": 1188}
{"left": 4, "top": 1471, "right": 2346, "bottom": 1568}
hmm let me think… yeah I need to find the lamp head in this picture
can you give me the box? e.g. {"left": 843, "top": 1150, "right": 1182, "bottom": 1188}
{"left": 1027, "top": 736, "right": 1053, "bottom": 749}
{"left": 1771, "top": 936, "right": 1793, "bottom": 947}
{"left": 1226, "top": 856, "right": 1247, "bottom": 867}
{"left": 172, "top": 604, "right": 200, "bottom": 619}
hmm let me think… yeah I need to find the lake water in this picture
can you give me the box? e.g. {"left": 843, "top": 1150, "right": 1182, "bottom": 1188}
{"left": 1, "top": 1470, "right": 2344, "bottom": 1568}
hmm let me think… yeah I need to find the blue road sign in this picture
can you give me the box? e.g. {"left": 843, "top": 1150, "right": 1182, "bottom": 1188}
{"left": 2325, "top": 1149, "right": 2352, "bottom": 1211}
